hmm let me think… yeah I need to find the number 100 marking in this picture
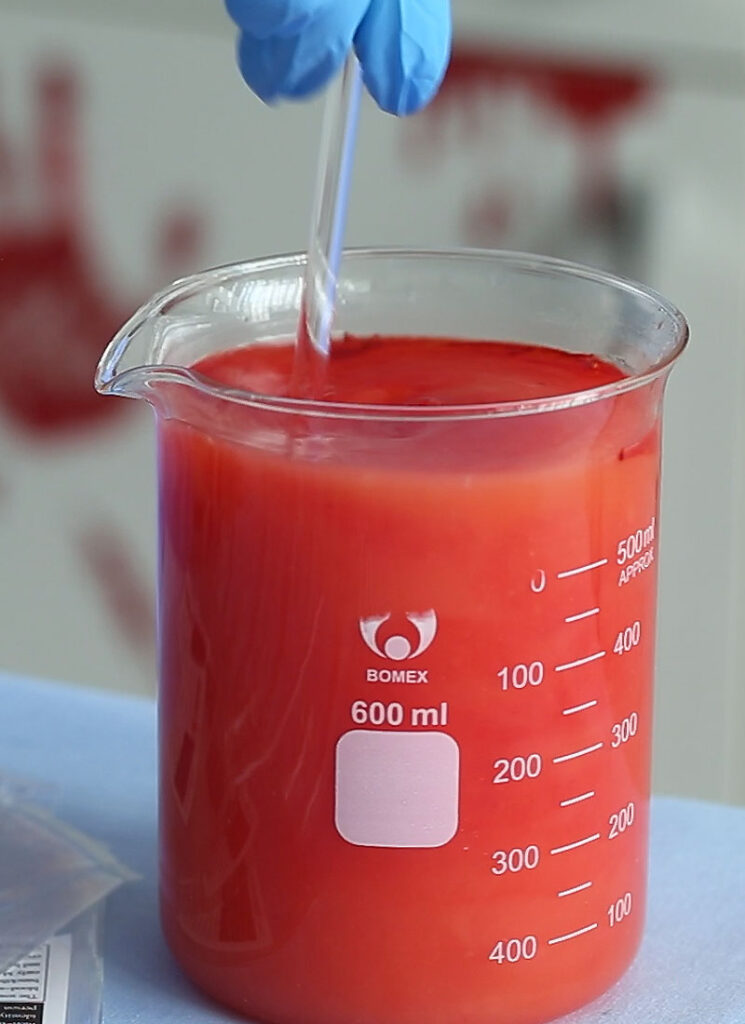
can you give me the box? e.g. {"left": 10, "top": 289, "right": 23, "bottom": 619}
{"left": 608, "top": 892, "right": 633, "bottom": 927}
{"left": 498, "top": 662, "right": 544, "bottom": 691}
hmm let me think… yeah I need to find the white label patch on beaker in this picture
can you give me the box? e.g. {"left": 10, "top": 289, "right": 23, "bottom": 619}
{"left": 334, "top": 730, "right": 459, "bottom": 848}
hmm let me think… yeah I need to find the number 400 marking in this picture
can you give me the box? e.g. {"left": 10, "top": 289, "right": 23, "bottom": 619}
{"left": 488, "top": 936, "right": 538, "bottom": 963}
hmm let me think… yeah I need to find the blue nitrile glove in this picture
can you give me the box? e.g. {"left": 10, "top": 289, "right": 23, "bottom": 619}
{"left": 224, "top": 0, "right": 451, "bottom": 115}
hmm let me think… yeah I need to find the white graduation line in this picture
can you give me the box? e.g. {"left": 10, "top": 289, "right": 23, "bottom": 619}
{"left": 548, "top": 923, "right": 598, "bottom": 945}
{"left": 550, "top": 833, "right": 601, "bottom": 856}
{"left": 558, "top": 881, "right": 593, "bottom": 898}
{"left": 565, "top": 608, "right": 600, "bottom": 623}
{"left": 555, "top": 651, "right": 606, "bottom": 673}
{"left": 562, "top": 700, "right": 599, "bottom": 716}
{"left": 553, "top": 742, "right": 604, "bottom": 764}
{"left": 560, "top": 791, "right": 596, "bottom": 807}
{"left": 557, "top": 559, "right": 608, "bottom": 579}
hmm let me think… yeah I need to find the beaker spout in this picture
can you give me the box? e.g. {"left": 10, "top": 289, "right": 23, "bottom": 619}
{"left": 95, "top": 298, "right": 217, "bottom": 404}
{"left": 95, "top": 321, "right": 153, "bottom": 401}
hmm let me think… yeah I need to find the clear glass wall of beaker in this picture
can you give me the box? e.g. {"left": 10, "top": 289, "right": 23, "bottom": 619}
{"left": 96, "top": 250, "right": 687, "bottom": 1024}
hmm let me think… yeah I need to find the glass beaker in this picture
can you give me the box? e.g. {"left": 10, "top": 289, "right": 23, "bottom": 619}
{"left": 96, "top": 250, "right": 687, "bottom": 1024}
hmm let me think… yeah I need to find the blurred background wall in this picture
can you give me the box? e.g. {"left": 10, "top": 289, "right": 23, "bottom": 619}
{"left": 0, "top": 0, "right": 743, "bottom": 804}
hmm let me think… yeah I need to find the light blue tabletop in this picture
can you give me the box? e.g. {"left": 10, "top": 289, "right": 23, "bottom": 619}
{"left": 0, "top": 673, "right": 743, "bottom": 1024}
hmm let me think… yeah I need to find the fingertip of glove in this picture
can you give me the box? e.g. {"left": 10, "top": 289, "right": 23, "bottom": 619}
{"left": 235, "top": 30, "right": 280, "bottom": 102}
{"left": 354, "top": 0, "right": 452, "bottom": 116}
{"left": 236, "top": 28, "right": 350, "bottom": 104}
{"left": 364, "top": 68, "right": 443, "bottom": 115}
{"left": 357, "top": 45, "right": 450, "bottom": 116}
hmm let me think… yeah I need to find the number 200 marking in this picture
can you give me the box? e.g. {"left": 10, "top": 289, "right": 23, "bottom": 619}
{"left": 493, "top": 755, "right": 543, "bottom": 784}
{"left": 609, "top": 802, "right": 635, "bottom": 838}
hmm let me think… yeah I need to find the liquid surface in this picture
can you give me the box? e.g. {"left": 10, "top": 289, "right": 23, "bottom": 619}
{"left": 158, "top": 336, "right": 660, "bottom": 1024}
{"left": 194, "top": 335, "right": 625, "bottom": 406}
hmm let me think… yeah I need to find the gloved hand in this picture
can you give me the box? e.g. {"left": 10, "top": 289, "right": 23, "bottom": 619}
{"left": 224, "top": 0, "right": 451, "bottom": 115}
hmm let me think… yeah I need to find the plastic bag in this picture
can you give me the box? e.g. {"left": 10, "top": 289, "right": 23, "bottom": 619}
{"left": 0, "top": 775, "right": 136, "bottom": 976}
{"left": 0, "top": 905, "right": 105, "bottom": 1024}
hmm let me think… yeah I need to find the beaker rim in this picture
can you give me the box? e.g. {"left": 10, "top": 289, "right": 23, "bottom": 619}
{"left": 97, "top": 247, "right": 689, "bottom": 422}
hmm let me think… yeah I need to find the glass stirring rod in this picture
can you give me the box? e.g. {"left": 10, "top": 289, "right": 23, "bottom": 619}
{"left": 295, "top": 55, "right": 363, "bottom": 393}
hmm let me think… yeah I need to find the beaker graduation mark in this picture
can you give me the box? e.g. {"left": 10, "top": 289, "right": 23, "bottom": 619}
{"left": 562, "top": 700, "right": 598, "bottom": 716}
{"left": 547, "top": 923, "right": 598, "bottom": 945}
{"left": 564, "top": 607, "right": 600, "bottom": 623}
{"left": 557, "top": 558, "right": 608, "bottom": 579}
{"left": 560, "top": 791, "right": 596, "bottom": 807}
{"left": 553, "top": 742, "right": 604, "bottom": 764}
{"left": 550, "top": 833, "right": 601, "bottom": 856}
{"left": 557, "top": 881, "right": 593, "bottom": 898}
{"left": 555, "top": 651, "right": 606, "bottom": 673}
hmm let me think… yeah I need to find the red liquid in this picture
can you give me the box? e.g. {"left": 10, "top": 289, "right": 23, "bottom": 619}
{"left": 158, "top": 337, "right": 662, "bottom": 1024}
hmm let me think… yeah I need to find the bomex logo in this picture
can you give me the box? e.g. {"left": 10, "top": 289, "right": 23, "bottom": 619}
{"left": 359, "top": 610, "right": 438, "bottom": 661}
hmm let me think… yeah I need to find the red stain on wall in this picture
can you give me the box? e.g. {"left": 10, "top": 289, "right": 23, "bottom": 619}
{"left": 76, "top": 521, "right": 156, "bottom": 657}
{"left": 439, "top": 48, "right": 651, "bottom": 128}
{"left": 0, "top": 65, "right": 203, "bottom": 439}
{"left": 405, "top": 46, "right": 652, "bottom": 155}
{"left": 0, "top": 62, "right": 205, "bottom": 660}
{"left": 403, "top": 45, "right": 654, "bottom": 250}
{"left": 462, "top": 190, "right": 514, "bottom": 244}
